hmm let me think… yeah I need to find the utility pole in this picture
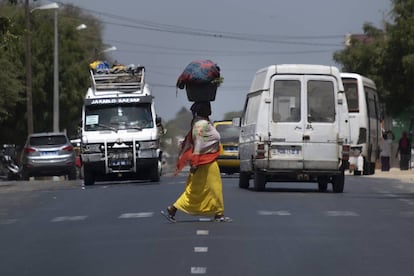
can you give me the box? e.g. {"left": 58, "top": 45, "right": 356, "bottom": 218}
{"left": 24, "top": 0, "right": 33, "bottom": 134}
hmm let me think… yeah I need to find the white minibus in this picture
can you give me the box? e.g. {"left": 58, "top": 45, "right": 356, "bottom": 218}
{"left": 341, "top": 73, "right": 381, "bottom": 175}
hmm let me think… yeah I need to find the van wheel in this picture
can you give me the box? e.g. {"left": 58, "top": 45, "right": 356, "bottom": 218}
{"left": 254, "top": 172, "right": 266, "bottom": 191}
{"left": 239, "top": 172, "right": 250, "bottom": 189}
{"left": 317, "top": 177, "right": 328, "bottom": 192}
{"left": 332, "top": 172, "right": 345, "bottom": 193}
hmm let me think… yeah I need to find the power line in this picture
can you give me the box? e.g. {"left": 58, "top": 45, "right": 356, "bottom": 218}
{"left": 57, "top": 2, "right": 345, "bottom": 47}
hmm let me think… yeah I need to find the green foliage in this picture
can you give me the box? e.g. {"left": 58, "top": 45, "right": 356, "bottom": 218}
{"left": 334, "top": 1, "right": 414, "bottom": 118}
{"left": 0, "top": 3, "right": 105, "bottom": 145}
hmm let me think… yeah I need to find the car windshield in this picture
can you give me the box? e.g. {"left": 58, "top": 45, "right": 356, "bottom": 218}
{"left": 85, "top": 103, "right": 153, "bottom": 131}
{"left": 216, "top": 124, "right": 240, "bottom": 143}
{"left": 29, "top": 135, "right": 67, "bottom": 146}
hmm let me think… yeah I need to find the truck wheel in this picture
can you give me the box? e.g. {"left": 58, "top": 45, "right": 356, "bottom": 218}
{"left": 150, "top": 163, "right": 160, "bottom": 182}
{"left": 83, "top": 168, "right": 95, "bottom": 186}
{"left": 253, "top": 172, "right": 266, "bottom": 191}
{"left": 332, "top": 172, "right": 345, "bottom": 193}
{"left": 317, "top": 177, "right": 328, "bottom": 192}
{"left": 239, "top": 172, "right": 250, "bottom": 189}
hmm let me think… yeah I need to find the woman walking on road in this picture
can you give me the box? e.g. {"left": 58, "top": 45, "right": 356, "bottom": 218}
{"left": 164, "top": 102, "right": 229, "bottom": 222}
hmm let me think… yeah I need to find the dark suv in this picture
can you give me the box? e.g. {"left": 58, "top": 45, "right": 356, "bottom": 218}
{"left": 21, "top": 133, "right": 77, "bottom": 180}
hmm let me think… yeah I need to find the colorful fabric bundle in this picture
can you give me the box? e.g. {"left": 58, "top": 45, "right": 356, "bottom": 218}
{"left": 176, "top": 59, "right": 221, "bottom": 89}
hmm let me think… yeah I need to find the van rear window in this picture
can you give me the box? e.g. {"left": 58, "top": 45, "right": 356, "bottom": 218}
{"left": 307, "top": 80, "right": 335, "bottom": 123}
{"left": 273, "top": 80, "right": 301, "bottom": 122}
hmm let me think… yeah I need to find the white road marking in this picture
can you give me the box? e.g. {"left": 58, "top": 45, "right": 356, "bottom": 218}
{"left": 0, "top": 219, "right": 18, "bottom": 225}
{"left": 258, "top": 210, "right": 291, "bottom": 216}
{"left": 191, "top": 267, "right": 207, "bottom": 274}
{"left": 198, "top": 217, "right": 212, "bottom": 222}
{"left": 51, "top": 216, "right": 88, "bottom": 222}
{"left": 325, "top": 211, "right": 359, "bottom": 217}
{"left": 398, "top": 199, "right": 414, "bottom": 206}
{"left": 194, "top": 247, "right": 208, "bottom": 253}
{"left": 118, "top": 212, "right": 154, "bottom": 219}
{"left": 196, "top": 230, "right": 209, "bottom": 236}
{"left": 399, "top": 211, "right": 414, "bottom": 217}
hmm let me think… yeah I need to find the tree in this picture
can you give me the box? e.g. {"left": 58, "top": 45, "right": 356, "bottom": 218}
{"left": 0, "top": 3, "right": 105, "bottom": 145}
{"left": 333, "top": 0, "right": 414, "bottom": 118}
{"left": 381, "top": 0, "right": 414, "bottom": 116}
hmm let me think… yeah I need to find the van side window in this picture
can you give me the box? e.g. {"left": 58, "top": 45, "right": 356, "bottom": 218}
{"left": 307, "top": 80, "right": 335, "bottom": 123}
{"left": 365, "top": 87, "right": 379, "bottom": 119}
{"left": 273, "top": 80, "right": 301, "bottom": 122}
{"left": 243, "top": 95, "right": 261, "bottom": 125}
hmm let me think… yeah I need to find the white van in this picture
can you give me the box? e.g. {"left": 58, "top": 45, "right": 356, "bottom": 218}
{"left": 238, "top": 64, "right": 350, "bottom": 192}
{"left": 341, "top": 73, "right": 380, "bottom": 175}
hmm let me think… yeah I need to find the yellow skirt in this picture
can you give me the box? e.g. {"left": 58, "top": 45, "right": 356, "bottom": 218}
{"left": 174, "top": 161, "right": 224, "bottom": 217}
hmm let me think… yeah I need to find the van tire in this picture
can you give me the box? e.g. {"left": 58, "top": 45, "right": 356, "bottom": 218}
{"left": 239, "top": 172, "right": 250, "bottom": 189}
{"left": 254, "top": 172, "right": 266, "bottom": 191}
{"left": 332, "top": 172, "right": 344, "bottom": 193}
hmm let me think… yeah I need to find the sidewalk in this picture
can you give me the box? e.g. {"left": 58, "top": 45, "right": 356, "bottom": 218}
{"left": 366, "top": 167, "right": 414, "bottom": 182}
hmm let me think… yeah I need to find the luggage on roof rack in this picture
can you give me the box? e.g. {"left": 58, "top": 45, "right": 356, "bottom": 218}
{"left": 90, "top": 65, "right": 145, "bottom": 94}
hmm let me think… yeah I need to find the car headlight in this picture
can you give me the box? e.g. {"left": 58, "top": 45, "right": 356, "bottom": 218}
{"left": 83, "top": 143, "right": 103, "bottom": 153}
{"left": 139, "top": 140, "right": 158, "bottom": 149}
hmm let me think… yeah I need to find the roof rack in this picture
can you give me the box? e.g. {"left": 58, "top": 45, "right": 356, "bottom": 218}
{"left": 90, "top": 65, "right": 145, "bottom": 94}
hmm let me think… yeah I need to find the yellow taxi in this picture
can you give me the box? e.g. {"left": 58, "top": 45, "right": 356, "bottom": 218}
{"left": 213, "top": 120, "right": 240, "bottom": 174}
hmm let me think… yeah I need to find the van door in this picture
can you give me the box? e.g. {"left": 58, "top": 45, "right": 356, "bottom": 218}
{"left": 269, "top": 75, "right": 339, "bottom": 171}
{"left": 303, "top": 76, "right": 339, "bottom": 170}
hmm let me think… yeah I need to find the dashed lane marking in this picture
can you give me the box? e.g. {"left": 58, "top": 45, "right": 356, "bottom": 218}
{"left": 196, "top": 230, "right": 209, "bottom": 236}
{"left": 191, "top": 267, "right": 207, "bottom": 274}
{"left": 258, "top": 210, "right": 291, "bottom": 216}
{"left": 194, "top": 247, "right": 208, "bottom": 253}
{"left": 325, "top": 211, "right": 359, "bottom": 217}
{"left": 398, "top": 199, "right": 414, "bottom": 206}
{"left": 0, "top": 218, "right": 18, "bottom": 225}
{"left": 51, "top": 216, "right": 88, "bottom": 222}
{"left": 118, "top": 212, "right": 154, "bottom": 219}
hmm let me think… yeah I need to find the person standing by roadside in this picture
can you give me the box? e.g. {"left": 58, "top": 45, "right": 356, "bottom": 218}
{"left": 380, "top": 131, "right": 393, "bottom": 171}
{"left": 396, "top": 131, "right": 412, "bottom": 170}
{"left": 164, "top": 101, "right": 229, "bottom": 222}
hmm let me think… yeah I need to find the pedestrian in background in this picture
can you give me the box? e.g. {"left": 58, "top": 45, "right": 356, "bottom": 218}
{"left": 165, "top": 101, "right": 229, "bottom": 222}
{"left": 396, "top": 131, "right": 412, "bottom": 170}
{"left": 380, "top": 131, "right": 393, "bottom": 171}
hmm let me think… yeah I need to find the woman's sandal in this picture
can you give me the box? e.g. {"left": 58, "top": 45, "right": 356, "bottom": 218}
{"left": 160, "top": 205, "right": 177, "bottom": 223}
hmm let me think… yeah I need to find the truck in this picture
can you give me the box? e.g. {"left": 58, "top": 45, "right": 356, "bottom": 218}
{"left": 238, "top": 64, "right": 350, "bottom": 192}
{"left": 80, "top": 65, "right": 163, "bottom": 185}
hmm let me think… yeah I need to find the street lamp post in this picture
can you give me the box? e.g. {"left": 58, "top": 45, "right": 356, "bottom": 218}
{"left": 31, "top": 3, "right": 59, "bottom": 132}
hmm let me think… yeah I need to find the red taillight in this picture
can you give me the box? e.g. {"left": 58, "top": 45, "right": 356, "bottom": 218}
{"left": 24, "top": 147, "right": 36, "bottom": 153}
{"left": 63, "top": 145, "right": 74, "bottom": 152}
{"left": 256, "top": 143, "right": 265, "bottom": 159}
{"left": 342, "top": 145, "right": 350, "bottom": 161}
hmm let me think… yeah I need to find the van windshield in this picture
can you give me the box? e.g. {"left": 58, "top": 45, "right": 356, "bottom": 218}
{"left": 84, "top": 103, "right": 153, "bottom": 131}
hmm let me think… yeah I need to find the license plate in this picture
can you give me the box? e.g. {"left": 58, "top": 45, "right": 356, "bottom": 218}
{"left": 111, "top": 160, "right": 129, "bottom": 166}
{"left": 272, "top": 147, "right": 301, "bottom": 155}
{"left": 41, "top": 151, "right": 57, "bottom": 156}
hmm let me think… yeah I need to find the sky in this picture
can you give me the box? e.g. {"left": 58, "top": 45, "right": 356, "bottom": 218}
{"left": 52, "top": 0, "right": 391, "bottom": 122}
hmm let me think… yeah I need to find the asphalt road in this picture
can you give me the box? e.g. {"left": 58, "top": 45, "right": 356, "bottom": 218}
{"left": 1, "top": 171, "right": 414, "bottom": 276}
